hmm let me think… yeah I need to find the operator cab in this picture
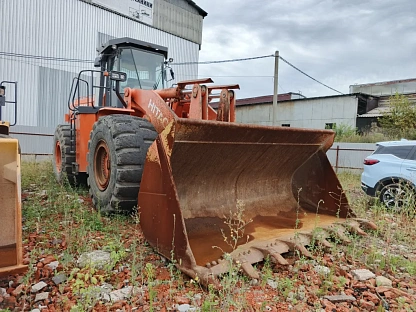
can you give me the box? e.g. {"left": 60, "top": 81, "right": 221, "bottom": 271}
{"left": 95, "top": 37, "right": 169, "bottom": 108}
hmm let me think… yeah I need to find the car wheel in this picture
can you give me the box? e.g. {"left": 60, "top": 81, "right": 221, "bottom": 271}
{"left": 379, "top": 183, "right": 414, "bottom": 211}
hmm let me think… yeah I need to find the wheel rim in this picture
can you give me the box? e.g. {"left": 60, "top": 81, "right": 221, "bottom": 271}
{"left": 94, "top": 140, "right": 111, "bottom": 191}
{"left": 382, "top": 185, "right": 408, "bottom": 210}
{"left": 55, "top": 141, "right": 62, "bottom": 173}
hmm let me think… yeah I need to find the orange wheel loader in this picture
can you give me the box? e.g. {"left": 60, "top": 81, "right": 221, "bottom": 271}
{"left": 0, "top": 81, "right": 27, "bottom": 277}
{"left": 52, "top": 38, "right": 375, "bottom": 284}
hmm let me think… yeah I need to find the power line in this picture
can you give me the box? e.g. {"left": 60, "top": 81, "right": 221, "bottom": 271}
{"left": 279, "top": 56, "right": 344, "bottom": 95}
{"left": 172, "top": 54, "right": 274, "bottom": 65}
{"left": 173, "top": 54, "right": 343, "bottom": 94}
{"left": 0, "top": 49, "right": 343, "bottom": 94}
{"left": 0, "top": 51, "right": 94, "bottom": 63}
{"left": 182, "top": 75, "right": 274, "bottom": 78}
{"left": 0, "top": 55, "right": 93, "bottom": 70}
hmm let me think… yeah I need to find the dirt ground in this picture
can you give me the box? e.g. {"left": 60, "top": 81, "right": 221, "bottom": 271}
{"left": 0, "top": 165, "right": 415, "bottom": 311}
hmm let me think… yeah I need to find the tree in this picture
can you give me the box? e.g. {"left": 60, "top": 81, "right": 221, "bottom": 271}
{"left": 378, "top": 93, "right": 416, "bottom": 139}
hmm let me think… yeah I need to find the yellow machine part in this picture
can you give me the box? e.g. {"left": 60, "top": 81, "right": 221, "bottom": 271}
{"left": 0, "top": 137, "right": 27, "bottom": 276}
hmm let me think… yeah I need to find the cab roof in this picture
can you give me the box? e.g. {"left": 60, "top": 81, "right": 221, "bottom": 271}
{"left": 98, "top": 37, "right": 168, "bottom": 59}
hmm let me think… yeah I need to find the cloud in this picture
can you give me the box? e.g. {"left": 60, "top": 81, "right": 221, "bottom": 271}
{"left": 196, "top": 0, "right": 416, "bottom": 98}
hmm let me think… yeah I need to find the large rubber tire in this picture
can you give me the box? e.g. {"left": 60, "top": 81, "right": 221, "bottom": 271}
{"left": 52, "top": 124, "right": 76, "bottom": 185}
{"left": 87, "top": 115, "right": 158, "bottom": 214}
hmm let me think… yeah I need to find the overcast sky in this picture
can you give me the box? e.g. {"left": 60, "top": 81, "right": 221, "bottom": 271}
{"left": 194, "top": 0, "right": 416, "bottom": 99}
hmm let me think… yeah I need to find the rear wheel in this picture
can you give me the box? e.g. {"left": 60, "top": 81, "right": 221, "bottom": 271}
{"left": 87, "top": 115, "right": 157, "bottom": 214}
{"left": 52, "top": 125, "right": 76, "bottom": 185}
{"left": 379, "top": 182, "right": 415, "bottom": 211}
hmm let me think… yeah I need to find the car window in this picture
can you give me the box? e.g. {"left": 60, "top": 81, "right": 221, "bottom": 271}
{"left": 407, "top": 148, "right": 416, "bottom": 160}
{"left": 373, "top": 145, "right": 414, "bottom": 159}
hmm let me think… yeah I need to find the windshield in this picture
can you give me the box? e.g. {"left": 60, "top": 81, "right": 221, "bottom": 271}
{"left": 116, "top": 48, "right": 165, "bottom": 90}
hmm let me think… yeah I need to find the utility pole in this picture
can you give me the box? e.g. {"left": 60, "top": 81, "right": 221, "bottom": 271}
{"left": 272, "top": 51, "right": 279, "bottom": 126}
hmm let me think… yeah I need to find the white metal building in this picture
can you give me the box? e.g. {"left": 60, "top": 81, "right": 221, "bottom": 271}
{"left": 235, "top": 94, "right": 367, "bottom": 130}
{"left": 0, "top": 0, "right": 206, "bottom": 156}
{"left": 350, "top": 78, "right": 416, "bottom": 96}
{"left": 211, "top": 93, "right": 367, "bottom": 130}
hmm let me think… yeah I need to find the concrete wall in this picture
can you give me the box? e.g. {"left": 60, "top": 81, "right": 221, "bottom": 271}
{"left": 236, "top": 95, "right": 359, "bottom": 129}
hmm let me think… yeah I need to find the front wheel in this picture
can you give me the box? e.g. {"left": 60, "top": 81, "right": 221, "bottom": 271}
{"left": 87, "top": 115, "right": 157, "bottom": 214}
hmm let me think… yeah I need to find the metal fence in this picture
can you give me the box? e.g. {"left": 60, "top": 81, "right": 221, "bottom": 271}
{"left": 10, "top": 129, "right": 377, "bottom": 171}
{"left": 327, "top": 143, "right": 376, "bottom": 173}
{"left": 10, "top": 126, "right": 54, "bottom": 162}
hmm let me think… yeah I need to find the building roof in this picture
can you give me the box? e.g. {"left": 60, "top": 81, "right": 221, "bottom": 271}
{"left": 185, "top": 0, "right": 208, "bottom": 17}
{"left": 236, "top": 94, "right": 293, "bottom": 106}
{"left": 350, "top": 77, "right": 416, "bottom": 89}
{"left": 229, "top": 92, "right": 371, "bottom": 108}
{"left": 209, "top": 93, "right": 303, "bottom": 109}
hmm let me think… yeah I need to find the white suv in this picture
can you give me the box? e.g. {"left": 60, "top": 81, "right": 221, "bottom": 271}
{"left": 361, "top": 140, "right": 416, "bottom": 209}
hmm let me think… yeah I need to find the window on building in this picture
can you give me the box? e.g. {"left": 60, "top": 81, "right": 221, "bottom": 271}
{"left": 281, "top": 124, "right": 290, "bottom": 127}
{"left": 325, "top": 123, "right": 336, "bottom": 129}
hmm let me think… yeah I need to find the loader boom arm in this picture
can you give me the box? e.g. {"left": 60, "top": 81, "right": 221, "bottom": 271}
{"left": 123, "top": 78, "right": 239, "bottom": 134}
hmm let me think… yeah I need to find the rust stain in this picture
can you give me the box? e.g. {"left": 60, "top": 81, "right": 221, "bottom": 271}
{"left": 146, "top": 144, "right": 159, "bottom": 163}
{"left": 159, "top": 120, "right": 175, "bottom": 158}
{"left": 186, "top": 212, "right": 343, "bottom": 266}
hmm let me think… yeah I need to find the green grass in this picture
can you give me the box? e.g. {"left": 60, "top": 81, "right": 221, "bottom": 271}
{"left": 338, "top": 171, "right": 416, "bottom": 279}
{"left": 14, "top": 163, "right": 416, "bottom": 311}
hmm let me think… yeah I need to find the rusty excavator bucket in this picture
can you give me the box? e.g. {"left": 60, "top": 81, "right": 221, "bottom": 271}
{"left": 138, "top": 118, "right": 376, "bottom": 283}
{"left": 0, "top": 136, "right": 27, "bottom": 276}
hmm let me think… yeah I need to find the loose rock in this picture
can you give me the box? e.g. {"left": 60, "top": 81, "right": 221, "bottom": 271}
{"left": 376, "top": 276, "right": 393, "bottom": 287}
{"left": 267, "top": 279, "right": 278, "bottom": 289}
{"left": 359, "top": 299, "right": 375, "bottom": 310}
{"left": 109, "top": 286, "right": 134, "bottom": 302}
{"left": 77, "top": 250, "right": 111, "bottom": 269}
{"left": 297, "top": 285, "right": 306, "bottom": 300}
{"left": 314, "top": 265, "right": 331, "bottom": 276}
{"left": 351, "top": 269, "right": 376, "bottom": 281}
{"left": 46, "top": 261, "right": 59, "bottom": 271}
{"left": 177, "top": 304, "right": 197, "bottom": 312}
{"left": 11, "top": 284, "right": 25, "bottom": 297}
{"left": 51, "top": 238, "right": 62, "bottom": 246}
{"left": 52, "top": 274, "right": 67, "bottom": 285}
{"left": 323, "top": 294, "right": 356, "bottom": 303}
{"left": 175, "top": 295, "right": 190, "bottom": 305}
{"left": 0, "top": 287, "right": 7, "bottom": 296}
{"left": 34, "top": 292, "right": 49, "bottom": 302}
{"left": 31, "top": 281, "right": 47, "bottom": 293}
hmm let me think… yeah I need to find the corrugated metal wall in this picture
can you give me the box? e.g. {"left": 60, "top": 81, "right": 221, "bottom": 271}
{"left": 153, "top": 0, "right": 204, "bottom": 45}
{"left": 236, "top": 96, "right": 359, "bottom": 129}
{"left": 0, "top": 0, "right": 200, "bottom": 132}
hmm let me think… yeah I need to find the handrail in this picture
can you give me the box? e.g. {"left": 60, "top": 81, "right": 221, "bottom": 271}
{"left": 0, "top": 81, "right": 18, "bottom": 126}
